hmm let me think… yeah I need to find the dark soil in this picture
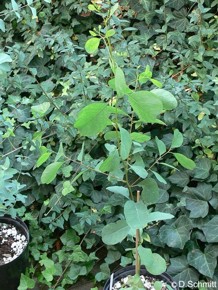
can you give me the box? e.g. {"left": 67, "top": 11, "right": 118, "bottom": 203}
{"left": 0, "top": 223, "right": 27, "bottom": 265}
{"left": 112, "top": 274, "right": 168, "bottom": 289}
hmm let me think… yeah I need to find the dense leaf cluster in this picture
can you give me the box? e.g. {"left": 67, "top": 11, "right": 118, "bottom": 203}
{"left": 0, "top": 0, "right": 217, "bottom": 289}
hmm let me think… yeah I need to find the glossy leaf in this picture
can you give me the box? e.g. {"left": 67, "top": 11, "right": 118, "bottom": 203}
{"left": 186, "top": 198, "right": 209, "bottom": 218}
{"left": 202, "top": 216, "right": 218, "bottom": 243}
{"left": 173, "top": 153, "right": 196, "bottom": 170}
{"left": 168, "top": 256, "right": 199, "bottom": 287}
{"left": 187, "top": 249, "right": 217, "bottom": 278}
{"left": 41, "top": 162, "right": 63, "bottom": 184}
{"left": 193, "top": 158, "right": 211, "bottom": 179}
{"left": 159, "top": 216, "right": 193, "bottom": 249}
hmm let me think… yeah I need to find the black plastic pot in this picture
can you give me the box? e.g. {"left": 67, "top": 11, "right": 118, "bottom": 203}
{"left": 104, "top": 265, "right": 179, "bottom": 290}
{"left": 0, "top": 215, "right": 29, "bottom": 290}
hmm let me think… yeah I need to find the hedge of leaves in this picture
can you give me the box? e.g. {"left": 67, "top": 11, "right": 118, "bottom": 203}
{"left": 0, "top": 0, "right": 217, "bottom": 289}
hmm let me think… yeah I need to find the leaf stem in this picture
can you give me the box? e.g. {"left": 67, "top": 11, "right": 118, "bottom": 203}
{"left": 135, "top": 190, "right": 141, "bottom": 275}
{"left": 130, "top": 148, "right": 172, "bottom": 187}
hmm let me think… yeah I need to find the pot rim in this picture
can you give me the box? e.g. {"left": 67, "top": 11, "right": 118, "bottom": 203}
{"left": 104, "top": 265, "right": 179, "bottom": 290}
{"left": 0, "top": 214, "right": 29, "bottom": 266}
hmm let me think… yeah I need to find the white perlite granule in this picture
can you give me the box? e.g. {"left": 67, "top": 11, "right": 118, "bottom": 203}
{"left": 112, "top": 275, "right": 167, "bottom": 290}
{"left": 0, "top": 223, "right": 28, "bottom": 264}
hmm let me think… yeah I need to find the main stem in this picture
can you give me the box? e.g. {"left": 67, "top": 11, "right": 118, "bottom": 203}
{"left": 135, "top": 190, "right": 141, "bottom": 276}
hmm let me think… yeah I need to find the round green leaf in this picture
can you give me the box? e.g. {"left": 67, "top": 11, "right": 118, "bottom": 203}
{"left": 151, "top": 89, "right": 178, "bottom": 110}
{"left": 85, "top": 37, "right": 101, "bottom": 54}
{"left": 128, "top": 91, "right": 163, "bottom": 123}
{"left": 138, "top": 246, "right": 167, "bottom": 275}
{"left": 139, "top": 178, "right": 160, "bottom": 204}
{"left": 124, "top": 200, "right": 149, "bottom": 230}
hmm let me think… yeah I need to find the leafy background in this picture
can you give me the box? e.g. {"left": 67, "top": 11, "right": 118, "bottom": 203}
{"left": 0, "top": 0, "right": 217, "bottom": 289}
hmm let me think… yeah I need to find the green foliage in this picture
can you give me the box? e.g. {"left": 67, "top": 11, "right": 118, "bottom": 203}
{"left": 0, "top": 0, "right": 217, "bottom": 288}
{"left": 0, "top": 157, "right": 26, "bottom": 217}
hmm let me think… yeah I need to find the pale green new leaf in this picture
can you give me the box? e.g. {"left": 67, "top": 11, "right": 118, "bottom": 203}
{"left": 119, "top": 127, "right": 132, "bottom": 160}
{"left": 54, "top": 142, "right": 65, "bottom": 162}
{"left": 62, "top": 181, "right": 75, "bottom": 196}
{"left": 155, "top": 136, "right": 166, "bottom": 155}
{"left": 146, "top": 211, "right": 174, "bottom": 223}
{"left": 18, "top": 274, "right": 35, "bottom": 290}
{"left": 41, "top": 162, "right": 63, "bottom": 184}
{"left": 99, "top": 150, "right": 120, "bottom": 173}
{"left": 105, "top": 29, "right": 115, "bottom": 38}
{"left": 77, "top": 142, "right": 85, "bottom": 161}
{"left": 0, "top": 53, "right": 12, "bottom": 64}
{"left": 171, "top": 129, "right": 183, "bottom": 148}
{"left": 130, "top": 132, "right": 150, "bottom": 143}
{"left": 102, "top": 220, "right": 130, "bottom": 245}
{"left": 31, "top": 102, "right": 50, "bottom": 117}
{"left": 151, "top": 89, "right": 178, "bottom": 110}
{"left": 173, "top": 153, "right": 196, "bottom": 170}
{"left": 151, "top": 170, "right": 167, "bottom": 184}
{"left": 35, "top": 152, "right": 51, "bottom": 168}
{"left": 85, "top": 37, "right": 101, "bottom": 54}
{"left": 30, "top": 6, "right": 37, "bottom": 19}
{"left": 0, "top": 20, "right": 5, "bottom": 32}
{"left": 130, "top": 165, "right": 148, "bottom": 179}
{"left": 115, "top": 67, "right": 132, "bottom": 97}
{"left": 128, "top": 91, "right": 163, "bottom": 123}
{"left": 11, "top": 0, "right": 19, "bottom": 11}
{"left": 150, "top": 78, "right": 163, "bottom": 88}
{"left": 74, "top": 103, "right": 112, "bottom": 137}
{"left": 109, "top": 3, "right": 119, "bottom": 17}
{"left": 106, "top": 186, "right": 129, "bottom": 199}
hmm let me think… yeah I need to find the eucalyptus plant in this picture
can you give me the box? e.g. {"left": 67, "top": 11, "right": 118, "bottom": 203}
{"left": 74, "top": 2, "right": 196, "bottom": 284}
